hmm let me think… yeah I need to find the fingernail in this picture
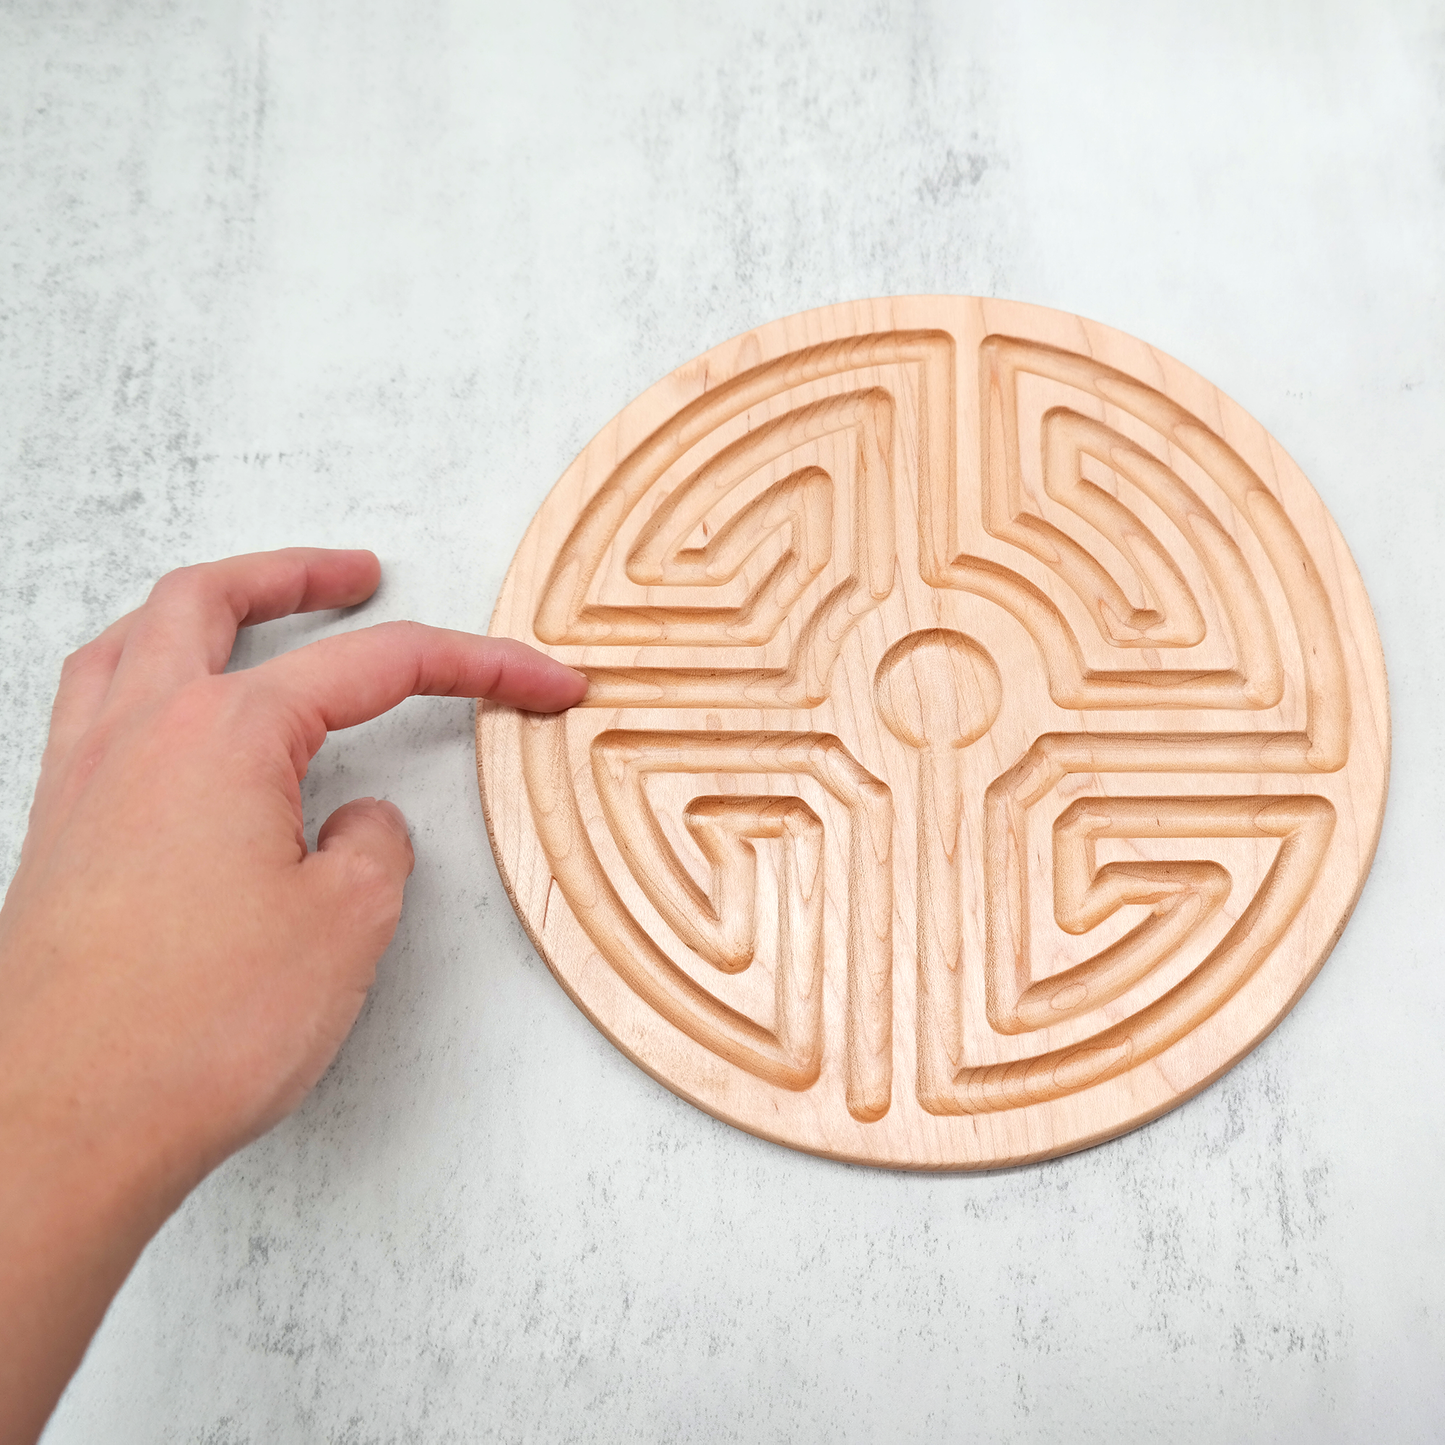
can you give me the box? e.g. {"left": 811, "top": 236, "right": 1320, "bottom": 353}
{"left": 376, "top": 799, "right": 409, "bottom": 835}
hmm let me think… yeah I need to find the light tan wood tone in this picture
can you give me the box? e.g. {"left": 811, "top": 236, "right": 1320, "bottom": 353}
{"left": 477, "top": 297, "right": 1389, "bottom": 1170}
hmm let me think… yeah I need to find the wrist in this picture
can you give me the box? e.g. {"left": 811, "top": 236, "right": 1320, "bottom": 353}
{"left": 0, "top": 976, "right": 210, "bottom": 1245}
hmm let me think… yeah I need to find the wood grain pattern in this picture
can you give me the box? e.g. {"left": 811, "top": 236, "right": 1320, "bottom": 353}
{"left": 477, "top": 297, "right": 1389, "bottom": 1170}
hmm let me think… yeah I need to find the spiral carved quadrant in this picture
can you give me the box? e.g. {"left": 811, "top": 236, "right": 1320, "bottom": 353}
{"left": 478, "top": 297, "right": 1389, "bottom": 1169}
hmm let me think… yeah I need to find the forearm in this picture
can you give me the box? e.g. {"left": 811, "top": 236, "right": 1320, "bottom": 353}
{"left": 0, "top": 990, "right": 194, "bottom": 1445}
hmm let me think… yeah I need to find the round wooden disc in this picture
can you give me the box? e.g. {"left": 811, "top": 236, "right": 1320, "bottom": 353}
{"left": 478, "top": 297, "right": 1389, "bottom": 1170}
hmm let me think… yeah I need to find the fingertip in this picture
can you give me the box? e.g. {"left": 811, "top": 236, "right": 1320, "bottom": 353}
{"left": 375, "top": 799, "right": 416, "bottom": 879}
{"left": 374, "top": 797, "right": 411, "bottom": 840}
{"left": 521, "top": 660, "right": 591, "bottom": 713}
{"left": 332, "top": 549, "right": 383, "bottom": 607}
{"left": 558, "top": 665, "right": 591, "bottom": 708}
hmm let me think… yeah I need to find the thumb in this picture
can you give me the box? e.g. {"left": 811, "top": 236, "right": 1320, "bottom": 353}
{"left": 309, "top": 797, "right": 416, "bottom": 954}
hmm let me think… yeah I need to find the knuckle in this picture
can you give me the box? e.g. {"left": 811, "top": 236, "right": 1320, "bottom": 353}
{"left": 148, "top": 564, "right": 193, "bottom": 598}
{"left": 376, "top": 618, "right": 425, "bottom": 646}
{"left": 148, "top": 563, "right": 211, "bottom": 610}
{"left": 156, "top": 674, "right": 234, "bottom": 735}
{"left": 59, "top": 643, "right": 98, "bottom": 679}
{"left": 58, "top": 634, "right": 123, "bottom": 690}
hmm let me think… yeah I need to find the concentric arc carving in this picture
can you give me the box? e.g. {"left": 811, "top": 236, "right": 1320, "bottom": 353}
{"left": 505, "top": 313, "right": 1369, "bottom": 1145}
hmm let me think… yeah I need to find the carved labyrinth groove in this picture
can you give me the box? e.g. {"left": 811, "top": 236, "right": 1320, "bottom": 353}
{"left": 480, "top": 298, "right": 1389, "bottom": 1168}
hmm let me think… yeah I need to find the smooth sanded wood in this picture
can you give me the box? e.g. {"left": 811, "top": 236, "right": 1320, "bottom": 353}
{"left": 478, "top": 296, "right": 1389, "bottom": 1170}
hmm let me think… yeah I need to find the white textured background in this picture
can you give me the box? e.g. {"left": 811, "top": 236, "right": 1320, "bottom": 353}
{"left": 2, "top": 2, "right": 1442, "bottom": 1441}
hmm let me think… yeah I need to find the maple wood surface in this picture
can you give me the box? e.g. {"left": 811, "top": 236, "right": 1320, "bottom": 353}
{"left": 482, "top": 296, "right": 1390, "bottom": 1170}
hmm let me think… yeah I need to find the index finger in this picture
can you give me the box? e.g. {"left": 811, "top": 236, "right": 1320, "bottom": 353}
{"left": 251, "top": 621, "right": 589, "bottom": 764}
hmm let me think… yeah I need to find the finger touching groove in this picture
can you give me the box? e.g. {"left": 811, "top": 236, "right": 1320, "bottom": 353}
{"left": 255, "top": 623, "right": 590, "bottom": 738}
{"left": 109, "top": 548, "right": 384, "bottom": 696}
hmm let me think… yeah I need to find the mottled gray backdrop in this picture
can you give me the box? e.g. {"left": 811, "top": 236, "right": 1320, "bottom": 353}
{"left": 2, "top": 2, "right": 1442, "bottom": 1441}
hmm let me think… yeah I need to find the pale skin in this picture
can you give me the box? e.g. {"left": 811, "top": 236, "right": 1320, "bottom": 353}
{"left": 0, "top": 547, "right": 589, "bottom": 1445}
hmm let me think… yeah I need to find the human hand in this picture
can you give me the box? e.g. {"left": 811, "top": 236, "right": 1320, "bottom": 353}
{"left": 0, "top": 547, "right": 586, "bottom": 1445}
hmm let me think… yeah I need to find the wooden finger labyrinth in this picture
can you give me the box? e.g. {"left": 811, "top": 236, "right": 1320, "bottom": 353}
{"left": 478, "top": 297, "right": 1389, "bottom": 1169}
